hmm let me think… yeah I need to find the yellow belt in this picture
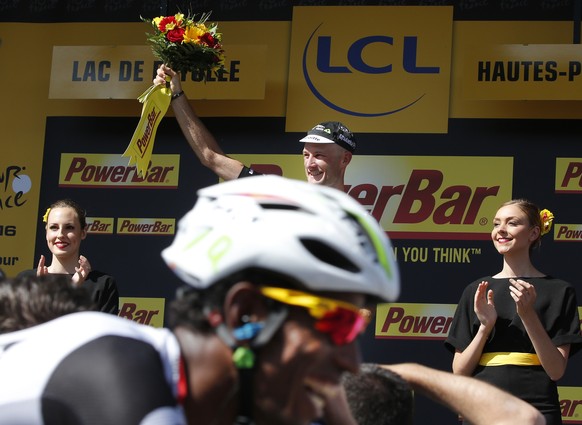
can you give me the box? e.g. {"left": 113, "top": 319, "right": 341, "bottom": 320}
{"left": 479, "top": 352, "right": 541, "bottom": 366}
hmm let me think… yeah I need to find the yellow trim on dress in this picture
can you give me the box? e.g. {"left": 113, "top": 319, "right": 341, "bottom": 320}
{"left": 479, "top": 352, "right": 541, "bottom": 366}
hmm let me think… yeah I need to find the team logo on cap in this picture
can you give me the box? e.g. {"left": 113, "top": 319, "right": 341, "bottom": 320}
{"left": 301, "top": 122, "right": 356, "bottom": 152}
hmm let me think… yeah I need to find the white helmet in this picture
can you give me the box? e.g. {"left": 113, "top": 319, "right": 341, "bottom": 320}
{"left": 162, "top": 175, "right": 399, "bottom": 302}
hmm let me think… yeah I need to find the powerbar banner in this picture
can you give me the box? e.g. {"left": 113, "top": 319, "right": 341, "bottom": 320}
{"left": 58, "top": 153, "right": 180, "bottom": 189}
{"left": 554, "top": 224, "right": 582, "bottom": 243}
{"left": 231, "top": 154, "right": 513, "bottom": 239}
{"left": 375, "top": 303, "right": 458, "bottom": 340}
{"left": 462, "top": 44, "right": 582, "bottom": 100}
{"left": 285, "top": 6, "right": 453, "bottom": 133}
{"left": 558, "top": 386, "right": 582, "bottom": 424}
{"left": 118, "top": 297, "right": 165, "bottom": 328}
{"left": 86, "top": 217, "right": 115, "bottom": 234}
{"left": 556, "top": 158, "right": 582, "bottom": 194}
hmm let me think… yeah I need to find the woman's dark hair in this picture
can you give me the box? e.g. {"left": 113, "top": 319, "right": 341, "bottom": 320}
{"left": 46, "top": 199, "right": 88, "bottom": 229}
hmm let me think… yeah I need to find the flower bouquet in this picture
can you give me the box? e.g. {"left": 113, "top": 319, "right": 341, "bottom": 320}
{"left": 123, "top": 11, "right": 225, "bottom": 177}
{"left": 143, "top": 11, "right": 225, "bottom": 78}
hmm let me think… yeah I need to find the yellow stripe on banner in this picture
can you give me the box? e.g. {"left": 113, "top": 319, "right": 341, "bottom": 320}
{"left": 479, "top": 352, "right": 541, "bottom": 366}
{"left": 123, "top": 84, "right": 171, "bottom": 177}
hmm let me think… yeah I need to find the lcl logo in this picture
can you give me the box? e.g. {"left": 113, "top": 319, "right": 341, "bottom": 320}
{"left": 302, "top": 23, "right": 440, "bottom": 117}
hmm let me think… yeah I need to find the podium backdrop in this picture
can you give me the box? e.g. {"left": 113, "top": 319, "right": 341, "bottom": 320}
{"left": 2, "top": 2, "right": 582, "bottom": 423}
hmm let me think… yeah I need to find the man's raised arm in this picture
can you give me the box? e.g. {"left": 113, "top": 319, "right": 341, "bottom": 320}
{"left": 154, "top": 64, "right": 244, "bottom": 181}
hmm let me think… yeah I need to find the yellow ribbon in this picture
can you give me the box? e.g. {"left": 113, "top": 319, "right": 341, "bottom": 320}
{"left": 123, "top": 84, "right": 171, "bottom": 177}
{"left": 479, "top": 352, "right": 541, "bottom": 366}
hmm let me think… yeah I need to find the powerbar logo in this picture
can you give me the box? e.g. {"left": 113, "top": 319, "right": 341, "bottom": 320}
{"left": 118, "top": 297, "right": 165, "bottom": 328}
{"left": 347, "top": 169, "right": 500, "bottom": 226}
{"left": 86, "top": 217, "right": 114, "bottom": 234}
{"left": 117, "top": 218, "right": 175, "bottom": 235}
{"left": 375, "top": 303, "right": 457, "bottom": 340}
{"left": 346, "top": 156, "right": 513, "bottom": 239}
{"left": 59, "top": 153, "right": 179, "bottom": 188}
{"left": 137, "top": 109, "right": 161, "bottom": 157}
{"left": 555, "top": 224, "right": 582, "bottom": 242}
{"left": 556, "top": 158, "right": 582, "bottom": 194}
{"left": 558, "top": 386, "right": 582, "bottom": 423}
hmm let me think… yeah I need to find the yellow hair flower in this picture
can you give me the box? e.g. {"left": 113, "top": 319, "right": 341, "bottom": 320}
{"left": 539, "top": 209, "right": 554, "bottom": 236}
{"left": 42, "top": 208, "right": 51, "bottom": 223}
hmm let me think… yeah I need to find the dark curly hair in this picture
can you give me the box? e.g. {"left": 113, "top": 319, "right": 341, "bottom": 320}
{"left": 167, "top": 268, "right": 304, "bottom": 333}
{"left": 342, "top": 363, "right": 414, "bottom": 425}
{"left": 0, "top": 274, "right": 96, "bottom": 333}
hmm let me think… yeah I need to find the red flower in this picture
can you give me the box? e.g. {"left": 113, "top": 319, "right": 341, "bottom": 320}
{"left": 158, "top": 16, "right": 180, "bottom": 33}
{"left": 166, "top": 27, "right": 185, "bottom": 43}
{"left": 200, "top": 32, "right": 216, "bottom": 47}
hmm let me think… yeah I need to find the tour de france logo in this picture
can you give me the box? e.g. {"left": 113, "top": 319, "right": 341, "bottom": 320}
{"left": 1, "top": 165, "right": 31, "bottom": 211}
{"left": 301, "top": 23, "right": 440, "bottom": 118}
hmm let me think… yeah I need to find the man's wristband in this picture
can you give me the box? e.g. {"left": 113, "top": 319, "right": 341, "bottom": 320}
{"left": 171, "top": 90, "right": 185, "bottom": 101}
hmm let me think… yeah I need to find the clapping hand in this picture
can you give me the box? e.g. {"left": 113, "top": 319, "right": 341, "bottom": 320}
{"left": 474, "top": 281, "right": 497, "bottom": 331}
{"left": 71, "top": 255, "right": 91, "bottom": 287}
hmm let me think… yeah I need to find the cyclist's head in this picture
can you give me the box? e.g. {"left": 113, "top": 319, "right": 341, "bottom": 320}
{"left": 163, "top": 175, "right": 400, "bottom": 424}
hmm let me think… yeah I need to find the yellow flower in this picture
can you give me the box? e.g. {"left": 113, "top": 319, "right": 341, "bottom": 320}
{"left": 183, "top": 25, "right": 207, "bottom": 44}
{"left": 212, "top": 51, "right": 226, "bottom": 71}
{"left": 152, "top": 16, "right": 162, "bottom": 27}
{"left": 175, "top": 13, "right": 184, "bottom": 24}
{"left": 42, "top": 208, "right": 51, "bottom": 223}
{"left": 539, "top": 209, "right": 554, "bottom": 236}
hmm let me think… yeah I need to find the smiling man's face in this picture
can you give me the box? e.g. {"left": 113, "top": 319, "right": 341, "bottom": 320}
{"left": 302, "top": 143, "right": 351, "bottom": 191}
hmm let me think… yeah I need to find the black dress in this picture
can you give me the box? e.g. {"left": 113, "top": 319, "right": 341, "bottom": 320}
{"left": 17, "top": 269, "right": 119, "bottom": 315}
{"left": 445, "top": 276, "right": 582, "bottom": 425}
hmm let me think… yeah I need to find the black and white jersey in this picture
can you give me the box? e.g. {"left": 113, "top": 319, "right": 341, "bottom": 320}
{"left": 0, "top": 312, "right": 186, "bottom": 425}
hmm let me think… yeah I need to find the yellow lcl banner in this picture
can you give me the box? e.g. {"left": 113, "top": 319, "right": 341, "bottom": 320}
{"left": 286, "top": 6, "right": 454, "bottom": 133}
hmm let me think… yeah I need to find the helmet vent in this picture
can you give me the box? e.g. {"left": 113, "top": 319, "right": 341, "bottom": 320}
{"left": 300, "top": 238, "right": 361, "bottom": 273}
{"left": 260, "top": 203, "right": 300, "bottom": 211}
